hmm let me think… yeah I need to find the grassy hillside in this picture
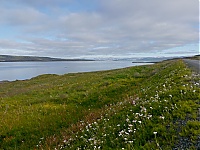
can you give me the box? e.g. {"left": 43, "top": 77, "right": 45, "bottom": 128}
{"left": 0, "top": 59, "right": 199, "bottom": 149}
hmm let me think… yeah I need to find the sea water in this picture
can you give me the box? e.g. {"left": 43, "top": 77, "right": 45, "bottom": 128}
{"left": 0, "top": 61, "right": 152, "bottom": 81}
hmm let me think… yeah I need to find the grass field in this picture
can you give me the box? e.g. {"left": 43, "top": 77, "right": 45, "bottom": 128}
{"left": 0, "top": 59, "right": 199, "bottom": 149}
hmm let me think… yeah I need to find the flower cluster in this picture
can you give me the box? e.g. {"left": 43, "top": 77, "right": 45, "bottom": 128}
{"left": 55, "top": 62, "right": 199, "bottom": 149}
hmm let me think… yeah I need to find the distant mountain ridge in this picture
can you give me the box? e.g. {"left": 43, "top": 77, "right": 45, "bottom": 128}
{"left": 0, "top": 54, "right": 198, "bottom": 62}
{"left": 0, "top": 55, "right": 93, "bottom": 62}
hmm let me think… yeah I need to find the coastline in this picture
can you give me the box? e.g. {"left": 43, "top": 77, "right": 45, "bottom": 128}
{"left": 0, "top": 61, "right": 152, "bottom": 82}
{"left": 0, "top": 59, "right": 199, "bottom": 149}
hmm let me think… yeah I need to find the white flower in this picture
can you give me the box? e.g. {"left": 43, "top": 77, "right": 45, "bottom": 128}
{"left": 159, "top": 116, "right": 165, "bottom": 119}
{"left": 139, "top": 114, "right": 143, "bottom": 117}
{"left": 128, "top": 130, "right": 133, "bottom": 132}
{"left": 153, "top": 132, "right": 157, "bottom": 135}
{"left": 132, "top": 100, "right": 136, "bottom": 105}
{"left": 128, "top": 141, "right": 133, "bottom": 143}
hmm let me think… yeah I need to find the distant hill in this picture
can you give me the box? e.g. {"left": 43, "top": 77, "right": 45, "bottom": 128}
{"left": 0, "top": 55, "right": 93, "bottom": 62}
{"left": 184, "top": 55, "right": 200, "bottom": 60}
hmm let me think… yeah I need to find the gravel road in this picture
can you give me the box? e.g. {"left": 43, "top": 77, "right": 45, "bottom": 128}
{"left": 173, "top": 59, "right": 200, "bottom": 150}
{"left": 183, "top": 59, "right": 200, "bottom": 74}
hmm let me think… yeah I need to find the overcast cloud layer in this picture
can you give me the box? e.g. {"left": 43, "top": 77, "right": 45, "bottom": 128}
{"left": 0, "top": 0, "right": 199, "bottom": 58}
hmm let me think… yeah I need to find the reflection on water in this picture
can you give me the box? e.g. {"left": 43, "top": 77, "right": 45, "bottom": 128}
{"left": 0, "top": 61, "right": 152, "bottom": 81}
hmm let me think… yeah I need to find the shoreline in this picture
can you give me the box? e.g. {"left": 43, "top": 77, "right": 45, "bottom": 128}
{"left": 132, "top": 61, "right": 157, "bottom": 63}
{"left": 0, "top": 61, "right": 155, "bottom": 82}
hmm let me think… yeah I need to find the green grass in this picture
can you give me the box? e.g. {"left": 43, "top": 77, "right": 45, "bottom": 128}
{"left": 0, "top": 59, "right": 199, "bottom": 149}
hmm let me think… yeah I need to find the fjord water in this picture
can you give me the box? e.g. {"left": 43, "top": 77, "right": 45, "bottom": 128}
{"left": 0, "top": 61, "right": 152, "bottom": 81}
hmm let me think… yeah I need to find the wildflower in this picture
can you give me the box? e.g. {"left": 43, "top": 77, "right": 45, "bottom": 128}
{"left": 139, "top": 113, "right": 143, "bottom": 117}
{"left": 159, "top": 116, "right": 165, "bottom": 119}
{"left": 128, "top": 141, "right": 133, "bottom": 143}
{"left": 147, "top": 114, "right": 152, "bottom": 119}
{"left": 132, "top": 100, "right": 136, "bottom": 105}
{"left": 119, "top": 130, "right": 125, "bottom": 134}
{"left": 125, "top": 132, "right": 129, "bottom": 135}
{"left": 153, "top": 132, "right": 157, "bottom": 135}
{"left": 135, "top": 97, "right": 139, "bottom": 100}
{"left": 174, "top": 104, "right": 177, "bottom": 108}
{"left": 128, "top": 130, "right": 133, "bottom": 132}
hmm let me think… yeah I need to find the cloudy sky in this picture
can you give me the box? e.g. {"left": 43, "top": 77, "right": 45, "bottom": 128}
{"left": 0, "top": 0, "right": 199, "bottom": 59}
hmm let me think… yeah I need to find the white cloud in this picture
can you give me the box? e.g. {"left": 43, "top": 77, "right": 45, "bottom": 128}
{"left": 0, "top": 0, "right": 199, "bottom": 58}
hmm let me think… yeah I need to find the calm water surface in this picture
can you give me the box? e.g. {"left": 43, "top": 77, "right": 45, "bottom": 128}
{"left": 0, "top": 61, "right": 152, "bottom": 81}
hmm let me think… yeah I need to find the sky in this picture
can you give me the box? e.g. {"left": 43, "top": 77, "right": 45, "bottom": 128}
{"left": 0, "top": 0, "right": 199, "bottom": 59}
